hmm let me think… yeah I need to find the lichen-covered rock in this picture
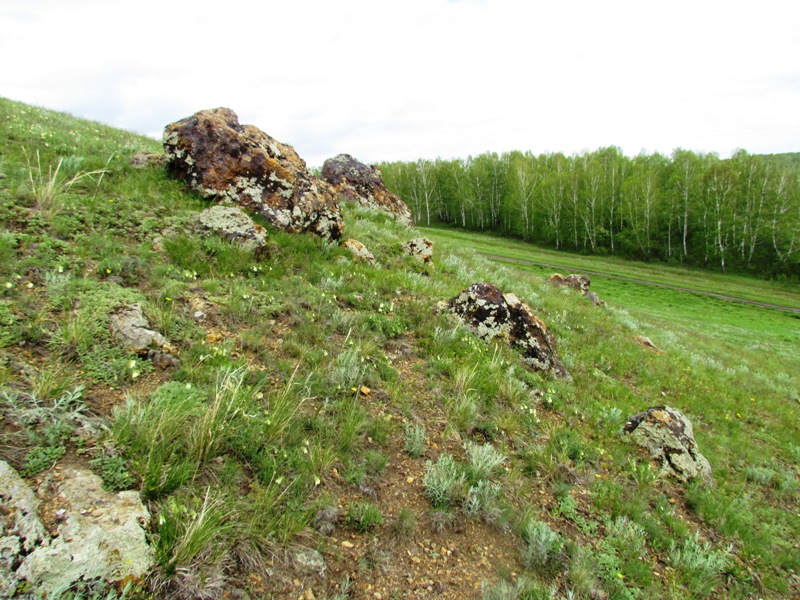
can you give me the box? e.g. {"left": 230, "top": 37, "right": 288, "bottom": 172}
{"left": 401, "top": 237, "right": 434, "bottom": 265}
{"left": 16, "top": 466, "right": 154, "bottom": 597}
{"left": 196, "top": 204, "right": 269, "bottom": 258}
{"left": 321, "top": 153, "right": 412, "bottom": 226}
{"left": 446, "top": 282, "right": 570, "bottom": 379}
{"left": 130, "top": 151, "right": 166, "bottom": 169}
{"left": 623, "top": 406, "right": 712, "bottom": 483}
{"left": 342, "top": 238, "right": 376, "bottom": 265}
{"left": 164, "top": 107, "right": 343, "bottom": 240}
{"left": 548, "top": 273, "right": 591, "bottom": 294}
{"left": 1, "top": 460, "right": 48, "bottom": 597}
{"left": 109, "top": 303, "right": 167, "bottom": 354}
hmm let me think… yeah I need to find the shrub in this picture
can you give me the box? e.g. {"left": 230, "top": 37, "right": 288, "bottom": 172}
{"left": 423, "top": 454, "right": 467, "bottom": 508}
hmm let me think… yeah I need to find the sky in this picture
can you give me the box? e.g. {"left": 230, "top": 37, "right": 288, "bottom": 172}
{"left": 3, "top": 0, "right": 800, "bottom": 167}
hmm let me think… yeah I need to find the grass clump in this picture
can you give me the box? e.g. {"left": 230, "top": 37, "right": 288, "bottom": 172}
{"left": 345, "top": 501, "right": 384, "bottom": 532}
{"left": 423, "top": 454, "right": 467, "bottom": 509}
{"left": 403, "top": 422, "right": 426, "bottom": 457}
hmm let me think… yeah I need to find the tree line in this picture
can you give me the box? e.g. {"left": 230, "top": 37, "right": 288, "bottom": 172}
{"left": 378, "top": 149, "right": 800, "bottom": 277}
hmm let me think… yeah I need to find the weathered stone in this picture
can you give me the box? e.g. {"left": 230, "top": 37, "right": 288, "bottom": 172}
{"left": 446, "top": 282, "right": 570, "bottom": 379}
{"left": 401, "top": 237, "right": 434, "bottom": 265}
{"left": 548, "top": 273, "right": 591, "bottom": 294}
{"left": 0, "top": 460, "right": 48, "bottom": 553}
{"left": 623, "top": 406, "right": 712, "bottom": 483}
{"left": 342, "top": 238, "right": 376, "bottom": 264}
{"left": 164, "top": 107, "right": 343, "bottom": 240}
{"left": 196, "top": 204, "right": 269, "bottom": 258}
{"left": 130, "top": 151, "right": 166, "bottom": 169}
{"left": 109, "top": 303, "right": 167, "bottom": 354}
{"left": 321, "top": 153, "right": 412, "bottom": 226}
{"left": 584, "top": 291, "right": 602, "bottom": 306}
{"left": 294, "top": 548, "right": 326, "bottom": 577}
{"left": 17, "top": 466, "right": 154, "bottom": 597}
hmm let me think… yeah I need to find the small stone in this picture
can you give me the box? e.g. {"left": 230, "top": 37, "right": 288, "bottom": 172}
{"left": 341, "top": 541, "right": 354, "bottom": 549}
{"left": 359, "top": 385, "right": 371, "bottom": 396}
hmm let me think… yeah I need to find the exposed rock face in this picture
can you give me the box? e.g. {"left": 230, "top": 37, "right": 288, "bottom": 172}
{"left": 196, "top": 204, "right": 269, "bottom": 258}
{"left": 17, "top": 466, "right": 154, "bottom": 597}
{"left": 549, "top": 273, "right": 591, "bottom": 294}
{"left": 321, "top": 154, "right": 412, "bottom": 226}
{"left": 623, "top": 406, "right": 712, "bottom": 483}
{"left": 402, "top": 237, "right": 434, "bottom": 265}
{"left": 109, "top": 303, "right": 167, "bottom": 354}
{"left": 164, "top": 108, "right": 343, "bottom": 240}
{"left": 1, "top": 461, "right": 154, "bottom": 597}
{"left": 342, "top": 238, "right": 376, "bottom": 265}
{"left": 446, "top": 283, "right": 570, "bottom": 379}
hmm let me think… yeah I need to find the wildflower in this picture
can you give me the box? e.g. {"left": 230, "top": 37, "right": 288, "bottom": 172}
{"left": 4, "top": 282, "right": 11, "bottom": 289}
{"left": 131, "top": 371, "right": 140, "bottom": 379}
{"left": 128, "top": 359, "right": 136, "bottom": 369}
{"left": 165, "top": 297, "right": 172, "bottom": 302}
{"left": 27, "top": 282, "right": 33, "bottom": 288}
{"left": 185, "top": 383, "right": 192, "bottom": 389}
{"left": 105, "top": 268, "right": 111, "bottom": 274}
{"left": 314, "top": 477, "right": 321, "bottom": 486}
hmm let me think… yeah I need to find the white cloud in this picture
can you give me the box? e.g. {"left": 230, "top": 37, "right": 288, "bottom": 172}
{"left": 3, "top": 0, "right": 799, "bottom": 166}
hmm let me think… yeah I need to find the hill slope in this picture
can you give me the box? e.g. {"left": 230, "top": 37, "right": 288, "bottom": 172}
{"left": 1, "top": 97, "right": 798, "bottom": 599}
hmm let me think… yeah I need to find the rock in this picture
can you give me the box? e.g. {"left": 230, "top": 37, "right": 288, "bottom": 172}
{"left": 548, "top": 273, "right": 591, "bottom": 294}
{"left": 294, "top": 548, "right": 326, "bottom": 577}
{"left": 445, "top": 283, "right": 570, "bottom": 379}
{"left": 16, "top": 465, "right": 154, "bottom": 597}
{"left": 130, "top": 151, "right": 166, "bottom": 169}
{"left": 1, "top": 460, "right": 49, "bottom": 597}
{"left": 623, "top": 406, "right": 712, "bottom": 483}
{"left": 109, "top": 303, "right": 167, "bottom": 354}
{"left": 196, "top": 204, "right": 269, "bottom": 258}
{"left": 164, "top": 107, "right": 343, "bottom": 240}
{"left": 321, "top": 154, "right": 412, "bottom": 226}
{"left": 0, "top": 461, "right": 48, "bottom": 552}
{"left": 342, "top": 238, "right": 376, "bottom": 265}
{"left": 633, "top": 335, "right": 660, "bottom": 352}
{"left": 401, "top": 238, "right": 434, "bottom": 265}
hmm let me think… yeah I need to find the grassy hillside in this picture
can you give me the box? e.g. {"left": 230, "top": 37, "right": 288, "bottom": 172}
{"left": 1, "top": 97, "right": 798, "bottom": 599}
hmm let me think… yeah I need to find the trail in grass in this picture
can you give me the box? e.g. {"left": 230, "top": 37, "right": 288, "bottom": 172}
{"left": 481, "top": 253, "right": 800, "bottom": 315}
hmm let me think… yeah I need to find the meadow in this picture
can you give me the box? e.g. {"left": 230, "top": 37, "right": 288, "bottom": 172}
{"left": 1, "top": 96, "right": 798, "bottom": 599}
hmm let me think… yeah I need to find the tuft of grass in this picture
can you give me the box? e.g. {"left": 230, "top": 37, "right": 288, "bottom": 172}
{"left": 669, "top": 532, "right": 732, "bottom": 596}
{"left": 345, "top": 501, "right": 384, "bottom": 532}
{"left": 519, "top": 515, "right": 563, "bottom": 570}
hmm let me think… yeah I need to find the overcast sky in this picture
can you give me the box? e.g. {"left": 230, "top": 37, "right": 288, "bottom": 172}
{"left": 3, "top": 0, "right": 799, "bottom": 167}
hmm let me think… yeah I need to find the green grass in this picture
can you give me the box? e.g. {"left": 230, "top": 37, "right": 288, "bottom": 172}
{"left": 1, "top": 96, "right": 799, "bottom": 599}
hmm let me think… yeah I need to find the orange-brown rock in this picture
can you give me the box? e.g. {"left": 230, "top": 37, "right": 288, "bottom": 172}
{"left": 321, "top": 154, "right": 412, "bottom": 226}
{"left": 164, "top": 108, "right": 343, "bottom": 240}
{"left": 548, "top": 273, "right": 591, "bottom": 294}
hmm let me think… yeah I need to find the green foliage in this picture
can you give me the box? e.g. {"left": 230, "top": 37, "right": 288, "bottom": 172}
{"left": 89, "top": 453, "right": 135, "bottom": 492}
{"left": 345, "top": 501, "right": 384, "bottom": 532}
{"left": 403, "top": 422, "right": 427, "bottom": 457}
{"left": 519, "top": 515, "right": 563, "bottom": 570}
{"left": 423, "top": 454, "right": 467, "bottom": 508}
{"left": 669, "top": 533, "right": 732, "bottom": 596}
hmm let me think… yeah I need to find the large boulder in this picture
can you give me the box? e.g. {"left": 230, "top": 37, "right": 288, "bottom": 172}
{"left": 623, "top": 406, "right": 712, "bottom": 483}
{"left": 164, "top": 108, "right": 343, "bottom": 240}
{"left": 321, "top": 153, "right": 413, "bottom": 226}
{"left": 444, "top": 283, "right": 570, "bottom": 379}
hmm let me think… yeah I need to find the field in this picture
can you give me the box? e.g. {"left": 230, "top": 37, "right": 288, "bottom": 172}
{"left": 1, "top": 97, "right": 799, "bottom": 599}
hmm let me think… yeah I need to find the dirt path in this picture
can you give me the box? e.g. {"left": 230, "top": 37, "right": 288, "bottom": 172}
{"left": 481, "top": 253, "right": 800, "bottom": 315}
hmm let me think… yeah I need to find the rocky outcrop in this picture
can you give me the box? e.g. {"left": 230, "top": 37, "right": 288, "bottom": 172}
{"left": 342, "top": 238, "right": 376, "bottom": 265}
{"left": 444, "top": 283, "right": 570, "bottom": 379}
{"left": 402, "top": 237, "right": 434, "bottom": 265}
{"left": 164, "top": 108, "right": 343, "bottom": 240}
{"left": 196, "top": 204, "right": 269, "bottom": 258}
{"left": 1, "top": 461, "right": 154, "bottom": 597}
{"left": 623, "top": 406, "right": 712, "bottom": 483}
{"left": 321, "top": 154, "right": 412, "bottom": 226}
